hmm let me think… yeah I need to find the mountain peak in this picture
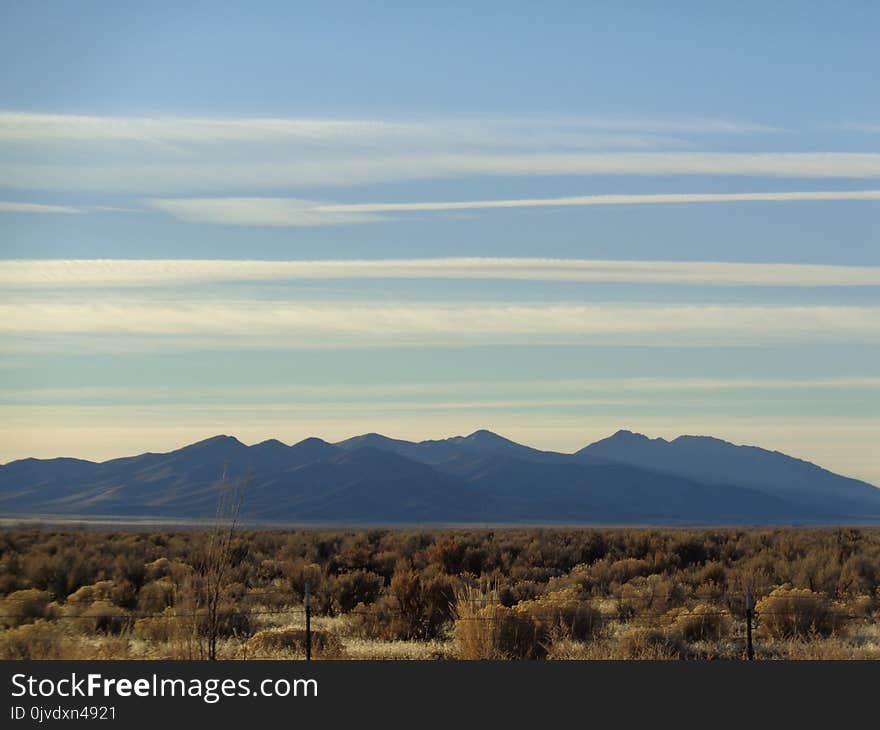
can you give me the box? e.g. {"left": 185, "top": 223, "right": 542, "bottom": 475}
{"left": 186, "top": 434, "right": 245, "bottom": 449}
{"left": 336, "top": 433, "right": 414, "bottom": 450}
{"left": 292, "top": 436, "right": 331, "bottom": 448}
{"left": 590, "top": 429, "right": 669, "bottom": 447}
{"left": 672, "top": 434, "right": 724, "bottom": 444}
{"left": 463, "top": 429, "right": 511, "bottom": 443}
{"left": 254, "top": 438, "right": 288, "bottom": 448}
{"left": 611, "top": 429, "right": 649, "bottom": 441}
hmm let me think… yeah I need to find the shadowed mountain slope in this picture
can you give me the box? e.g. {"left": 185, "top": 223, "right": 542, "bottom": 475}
{"left": 1, "top": 429, "right": 877, "bottom": 524}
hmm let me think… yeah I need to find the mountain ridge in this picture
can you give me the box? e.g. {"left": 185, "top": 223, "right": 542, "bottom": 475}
{"left": 1, "top": 429, "right": 877, "bottom": 524}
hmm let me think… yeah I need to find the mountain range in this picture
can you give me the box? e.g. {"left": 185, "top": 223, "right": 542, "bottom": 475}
{"left": 1, "top": 429, "right": 878, "bottom": 525}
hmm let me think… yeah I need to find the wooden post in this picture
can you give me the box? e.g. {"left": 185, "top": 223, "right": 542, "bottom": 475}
{"left": 745, "top": 586, "right": 754, "bottom": 661}
{"left": 305, "top": 581, "right": 312, "bottom": 661}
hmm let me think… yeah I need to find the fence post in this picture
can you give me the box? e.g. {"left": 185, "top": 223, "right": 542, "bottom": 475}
{"left": 305, "top": 581, "right": 312, "bottom": 661}
{"left": 745, "top": 586, "right": 754, "bottom": 661}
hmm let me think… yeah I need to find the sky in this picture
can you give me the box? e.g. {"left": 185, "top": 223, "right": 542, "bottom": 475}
{"left": 1, "top": 2, "right": 878, "bottom": 483}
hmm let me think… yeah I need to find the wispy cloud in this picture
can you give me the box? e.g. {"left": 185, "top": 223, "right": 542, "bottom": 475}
{"left": 0, "top": 201, "right": 82, "bottom": 214}
{"left": 3, "top": 376, "right": 878, "bottom": 405}
{"left": 0, "top": 300, "right": 875, "bottom": 346}
{"left": 0, "top": 202, "right": 139, "bottom": 215}
{"left": 1, "top": 111, "right": 873, "bottom": 196}
{"left": 0, "top": 111, "right": 776, "bottom": 143}
{"left": 147, "top": 198, "right": 386, "bottom": 226}
{"left": 146, "top": 190, "right": 880, "bottom": 226}
{"left": 3, "top": 258, "right": 880, "bottom": 287}
{"left": 7, "top": 153, "right": 880, "bottom": 194}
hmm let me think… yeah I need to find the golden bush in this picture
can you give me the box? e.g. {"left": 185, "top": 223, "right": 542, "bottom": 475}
{"left": 617, "top": 626, "right": 688, "bottom": 660}
{"left": 248, "top": 627, "right": 344, "bottom": 658}
{"left": 0, "top": 589, "right": 55, "bottom": 628}
{"left": 0, "top": 620, "right": 69, "bottom": 659}
{"left": 663, "top": 603, "right": 731, "bottom": 641}
{"left": 756, "top": 586, "right": 834, "bottom": 638}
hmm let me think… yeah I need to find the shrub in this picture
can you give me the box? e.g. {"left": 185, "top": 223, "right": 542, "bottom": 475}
{"left": 248, "top": 627, "right": 344, "bottom": 658}
{"left": 0, "top": 621, "right": 70, "bottom": 659}
{"left": 615, "top": 575, "right": 683, "bottom": 618}
{"left": 0, "top": 589, "right": 54, "bottom": 628}
{"left": 137, "top": 579, "right": 176, "bottom": 613}
{"left": 133, "top": 614, "right": 179, "bottom": 644}
{"left": 617, "top": 627, "right": 689, "bottom": 659}
{"left": 203, "top": 603, "right": 255, "bottom": 640}
{"left": 347, "top": 597, "right": 407, "bottom": 640}
{"left": 144, "top": 557, "right": 172, "bottom": 581}
{"left": 455, "top": 603, "right": 541, "bottom": 660}
{"left": 453, "top": 587, "right": 542, "bottom": 659}
{"left": 330, "top": 570, "right": 384, "bottom": 613}
{"left": 67, "top": 581, "right": 115, "bottom": 605}
{"left": 516, "top": 589, "right": 602, "bottom": 643}
{"left": 80, "top": 600, "right": 131, "bottom": 635}
{"left": 284, "top": 559, "right": 331, "bottom": 612}
{"left": 756, "top": 586, "right": 834, "bottom": 638}
{"left": 663, "top": 604, "right": 731, "bottom": 641}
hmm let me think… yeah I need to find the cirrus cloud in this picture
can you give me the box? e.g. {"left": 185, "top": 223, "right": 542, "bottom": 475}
{"left": 145, "top": 189, "right": 880, "bottom": 226}
{"left": 2, "top": 257, "right": 879, "bottom": 287}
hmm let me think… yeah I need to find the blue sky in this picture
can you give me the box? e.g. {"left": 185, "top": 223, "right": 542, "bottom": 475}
{"left": 1, "top": 2, "right": 878, "bottom": 483}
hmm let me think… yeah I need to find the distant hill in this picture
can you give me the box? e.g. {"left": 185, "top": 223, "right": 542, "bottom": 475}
{"left": 1, "top": 429, "right": 878, "bottom": 525}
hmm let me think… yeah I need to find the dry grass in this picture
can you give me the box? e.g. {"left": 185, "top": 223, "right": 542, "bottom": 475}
{"left": 342, "top": 638, "right": 454, "bottom": 660}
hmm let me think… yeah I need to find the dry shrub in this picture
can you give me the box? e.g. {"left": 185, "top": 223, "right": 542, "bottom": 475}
{"left": 454, "top": 586, "right": 603, "bottom": 659}
{"left": 133, "top": 612, "right": 179, "bottom": 643}
{"left": 453, "top": 586, "right": 542, "bottom": 659}
{"left": 137, "top": 578, "right": 176, "bottom": 613}
{"left": 351, "top": 562, "right": 457, "bottom": 641}
{"left": 330, "top": 570, "right": 384, "bottom": 614}
{"left": 347, "top": 597, "right": 411, "bottom": 641}
{"left": 516, "top": 589, "right": 602, "bottom": 643}
{"left": 0, "top": 620, "right": 70, "bottom": 659}
{"left": 79, "top": 600, "right": 131, "bottom": 635}
{"left": 607, "top": 558, "right": 654, "bottom": 585}
{"left": 144, "top": 557, "right": 172, "bottom": 581}
{"left": 756, "top": 586, "right": 834, "bottom": 638}
{"left": 617, "top": 626, "right": 689, "bottom": 660}
{"left": 217, "top": 603, "right": 256, "bottom": 639}
{"left": 248, "top": 627, "right": 344, "bottom": 658}
{"left": 616, "top": 575, "right": 682, "bottom": 618}
{"left": 200, "top": 603, "right": 254, "bottom": 640}
{"left": 0, "top": 589, "right": 55, "bottom": 628}
{"left": 835, "top": 594, "right": 874, "bottom": 619}
{"left": 662, "top": 603, "right": 731, "bottom": 641}
{"left": 67, "top": 580, "right": 115, "bottom": 605}
{"left": 455, "top": 603, "right": 540, "bottom": 660}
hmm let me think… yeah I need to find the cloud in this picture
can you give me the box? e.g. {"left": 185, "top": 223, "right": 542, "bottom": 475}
{"left": 0, "top": 201, "right": 82, "bottom": 214}
{"left": 3, "top": 376, "right": 878, "bottom": 406}
{"left": 7, "top": 153, "right": 880, "bottom": 194}
{"left": 0, "top": 112, "right": 412, "bottom": 144}
{"left": 0, "top": 300, "right": 876, "bottom": 347}
{"left": 3, "top": 257, "right": 880, "bottom": 287}
{"left": 143, "top": 189, "right": 880, "bottom": 226}
{"left": 0, "top": 111, "right": 775, "bottom": 144}
{"left": 0, "top": 111, "right": 872, "bottom": 195}
{"left": 147, "top": 197, "right": 386, "bottom": 226}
